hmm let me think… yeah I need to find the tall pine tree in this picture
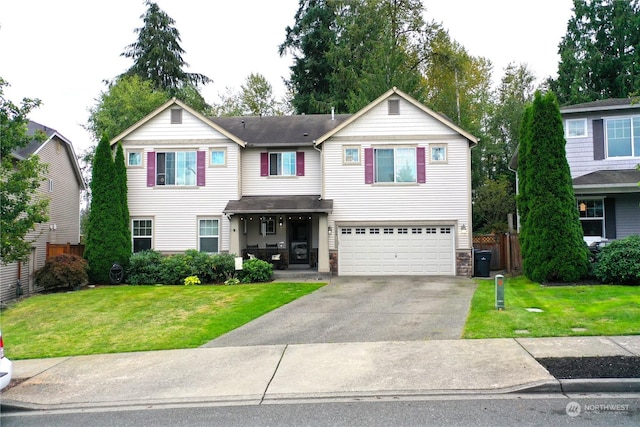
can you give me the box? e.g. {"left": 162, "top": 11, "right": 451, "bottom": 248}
{"left": 84, "top": 136, "right": 130, "bottom": 283}
{"left": 518, "top": 91, "right": 589, "bottom": 282}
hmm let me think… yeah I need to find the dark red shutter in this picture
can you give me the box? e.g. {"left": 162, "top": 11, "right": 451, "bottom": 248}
{"left": 296, "top": 151, "right": 305, "bottom": 176}
{"left": 260, "top": 152, "right": 268, "bottom": 176}
{"left": 147, "top": 151, "right": 155, "bottom": 187}
{"left": 197, "top": 151, "right": 206, "bottom": 186}
{"left": 417, "top": 147, "right": 426, "bottom": 183}
{"left": 593, "top": 119, "right": 605, "bottom": 160}
{"left": 364, "top": 148, "right": 374, "bottom": 184}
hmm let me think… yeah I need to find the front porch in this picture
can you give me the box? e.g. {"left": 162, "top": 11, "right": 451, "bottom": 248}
{"left": 224, "top": 195, "right": 332, "bottom": 274}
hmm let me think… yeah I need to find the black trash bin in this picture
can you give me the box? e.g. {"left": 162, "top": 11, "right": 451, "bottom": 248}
{"left": 474, "top": 250, "right": 492, "bottom": 277}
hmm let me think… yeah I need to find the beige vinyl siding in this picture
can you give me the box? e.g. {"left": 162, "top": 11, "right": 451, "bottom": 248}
{"left": 241, "top": 147, "right": 322, "bottom": 196}
{"left": 125, "top": 141, "right": 241, "bottom": 253}
{"left": 323, "top": 97, "right": 472, "bottom": 252}
{"left": 124, "top": 108, "right": 230, "bottom": 141}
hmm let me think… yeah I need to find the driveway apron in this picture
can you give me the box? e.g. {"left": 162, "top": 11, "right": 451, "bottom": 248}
{"left": 202, "top": 276, "right": 478, "bottom": 347}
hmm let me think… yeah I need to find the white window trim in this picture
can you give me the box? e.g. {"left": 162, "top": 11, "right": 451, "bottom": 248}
{"left": 198, "top": 218, "right": 220, "bottom": 253}
{"left": 429, "top": 144, "right": 447, "bottom": 163}
{"left": 209, "top": 147, "right": 227, "bottom": 167}
{"left": 577, "top": 197, "right": 605, "bottom": 238}
{"left": 127, "top": 150, "right": 143, "bottom": 168}
{"left": 374, "top": 146, "right": 418, "bottom": 184}
{"left": 605, "top": 116, "right": 640, "bottom": 158}
{"left": 565, "top": 118, "right": 587, "bottom": 138}
{"left": 343, "top": 145, "right": 361, "bottom": 165}
{"left": 132, "top": 218, "right": 153, "bottom": 252}
{"left": 269, "top": 151, "right": 297, "bottom": 176}
{"left": 156, "top": 150, "right": 197, "bottom": 186}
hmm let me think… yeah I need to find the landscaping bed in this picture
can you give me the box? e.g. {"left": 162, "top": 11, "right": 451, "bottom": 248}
{"left": 537, "top": 356, "right": 640, "bottom": 379}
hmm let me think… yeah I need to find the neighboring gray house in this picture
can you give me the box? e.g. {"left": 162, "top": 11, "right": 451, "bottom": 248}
{"left": 0, "top": 121, "right": 85, "bottom": 302}
{"left": 560, "top": 99, "right": 640, "bottom": 244}
{"left": 111, "top": 88, "right": 478, "bottom": 276}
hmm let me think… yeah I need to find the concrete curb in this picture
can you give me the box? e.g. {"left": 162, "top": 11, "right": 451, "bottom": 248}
{"left": 559, "top": 378, "right": 640, "bottom": 393}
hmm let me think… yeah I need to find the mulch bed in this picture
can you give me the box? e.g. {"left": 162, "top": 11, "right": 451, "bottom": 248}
{"left": 537, "top": 356, "right": 640, "bottom": 379}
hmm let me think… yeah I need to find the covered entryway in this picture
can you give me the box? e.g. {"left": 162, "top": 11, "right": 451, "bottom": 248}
{"left": 338, "top": 225, "right": 455, "bottom": 275}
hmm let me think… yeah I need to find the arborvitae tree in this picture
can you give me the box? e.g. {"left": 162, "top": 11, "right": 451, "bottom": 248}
{"left": 114, "top": 142, "right": 131, "bottom": 265}
{"left": 84, "top": 135, "right": 129, "bottom": 283}
{"left": 518, "top": 91, "right": 589, "bottom": 282}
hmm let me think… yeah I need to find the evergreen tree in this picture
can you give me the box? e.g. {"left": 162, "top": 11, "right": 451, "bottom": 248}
{"left": 114, "top": 142, "right": 131, "bottom": 265}
{"left": 550, "top": 0, "right": 640, "bottom": 104}
{"left": 518, "top": 91, "right": 589, "bottom": 282}
{"left": 279, "top": 0, "right": 338, "bottom": 113}
{"left": 122, "top": 0, "right": 211, "bottom": 94}
{"left": 84, "top": 135, "right": 130, "bottom": 283}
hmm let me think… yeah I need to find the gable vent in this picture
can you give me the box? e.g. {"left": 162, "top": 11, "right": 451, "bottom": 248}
{"left": 388, "top": 99, "right": 400, "bottom": 115}
{"left": 171, "top": 108, "right": 183, "bottom": 124}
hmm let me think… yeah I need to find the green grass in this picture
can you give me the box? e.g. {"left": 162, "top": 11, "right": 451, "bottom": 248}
{"left": 463, "top": 276, "right": 640, "bottom": 339}
{"left": 0, "top": 283, "right": 324, "bottom": 359}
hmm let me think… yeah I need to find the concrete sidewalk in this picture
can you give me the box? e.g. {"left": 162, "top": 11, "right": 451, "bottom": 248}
{"left": 2, "top": 336, "right": 639, "bottom": 410}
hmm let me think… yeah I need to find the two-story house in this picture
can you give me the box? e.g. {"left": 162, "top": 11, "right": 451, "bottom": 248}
{"left": 111, "top": 88, "right": 477, "bottom": 276}
{"left": 561, "top": 99, "right": 640, "bottom": 244}
{"left": 0, "top": 121, "right": 85, "bottom": 302}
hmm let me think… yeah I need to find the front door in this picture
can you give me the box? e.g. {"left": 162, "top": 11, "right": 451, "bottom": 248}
{"left": 289, "top": 219, "right": 310, "bottom": 265}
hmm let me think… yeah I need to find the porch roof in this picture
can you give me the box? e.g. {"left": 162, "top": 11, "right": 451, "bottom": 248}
{"left": 573, "top": 169, "right": 640, "bottom": 190}
{"left": 223, "top": 195, "right": 333, "bottom": 214}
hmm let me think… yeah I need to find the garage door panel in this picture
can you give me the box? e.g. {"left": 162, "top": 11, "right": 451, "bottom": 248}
{"left": 338, "top": 226, "right": 455, "bottom": 276}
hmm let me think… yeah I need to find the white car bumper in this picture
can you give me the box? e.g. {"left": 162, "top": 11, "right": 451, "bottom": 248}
{"left": 0, "top": 356, "right": 13, "bottom": 390}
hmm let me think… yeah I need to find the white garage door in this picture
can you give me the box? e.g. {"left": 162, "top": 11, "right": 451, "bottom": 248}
{"left": 338, "top": 226, "right": 455, "bottom": 276}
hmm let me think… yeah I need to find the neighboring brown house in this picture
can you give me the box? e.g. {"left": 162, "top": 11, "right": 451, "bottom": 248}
{"left": 0, "top": 121, "right": 86, "bottom": 302}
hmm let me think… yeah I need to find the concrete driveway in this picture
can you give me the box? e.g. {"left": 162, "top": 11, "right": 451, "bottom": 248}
{"left": 202, "top": 276, "right": 478, "bottom": 347}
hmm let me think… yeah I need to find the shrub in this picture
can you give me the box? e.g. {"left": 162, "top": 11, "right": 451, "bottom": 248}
{"left": 35, "top": 254, "right": 88, "bottom": 290}
{"left": 210, "top": 253, "right": 237, "bottom": 283}
{"left": 159, "top": 254, "right": 192, "bottom": 285}
{"left": 184, "top": 275, "right": 201, "bottom": 286}
{"left": 183, "top": 249, "right": 215, "bottom": 282}
{"left": 239, "top": 258, "right": 273, "bottom": 283}
{"left": 127, "top": 250, "right": 164, "bottom": 285}
{"left": 594, "top": 235, "right": 640, "bottom": 285}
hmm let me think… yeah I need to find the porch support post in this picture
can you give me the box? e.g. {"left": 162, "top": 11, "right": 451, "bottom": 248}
{"left": 229, "top": 215, "right": 241, "bottom": 256}
{"left": 317, "top": 214, "right": 330, "bottom": 273}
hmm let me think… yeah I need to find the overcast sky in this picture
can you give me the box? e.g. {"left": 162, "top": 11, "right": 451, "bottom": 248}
{"left": 2, "top": 0, "right": 573, "bottom": 153}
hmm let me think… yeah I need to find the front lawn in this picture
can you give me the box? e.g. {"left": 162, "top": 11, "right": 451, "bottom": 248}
{"left": 0, "top": 283, "right": 324, "bottom": 359}
{"left": 463, "top": 276, "right": 640, "bottom": 338}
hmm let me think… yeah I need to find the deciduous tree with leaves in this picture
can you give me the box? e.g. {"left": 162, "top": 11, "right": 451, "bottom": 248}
{"left": 0, "top": 78, "right": 49, "bottom": 264}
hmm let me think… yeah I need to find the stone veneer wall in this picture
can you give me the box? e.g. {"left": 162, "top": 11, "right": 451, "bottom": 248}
{"left": 456, "top": 250, "right": 473, "bottom": 277}
{"left": 329, "top": 251, "right": 339, "bottom": 275}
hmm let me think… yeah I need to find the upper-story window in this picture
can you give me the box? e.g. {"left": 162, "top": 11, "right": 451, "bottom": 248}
{"left": 606, "top": 117, "right": 640, "bottom": 157}
{"left": 127, "top": 151, "right": 142, "bottom": 167}
{"left": 209, "top": 148, "right": 226, "bottom": 167}
{"left": 375, "top": 147, "right": 416, "bottom": 183}
{"left": 156, "top": 151, "right": 196, "bottom": 185}
{"left": 565, "top": 119, "right": 587, "bottom": 138}
{"left": 343, "top": 146, "right": 360, "bottom": 165}
{"left": 270, "top": 152, "right": 296, "bottom": 176}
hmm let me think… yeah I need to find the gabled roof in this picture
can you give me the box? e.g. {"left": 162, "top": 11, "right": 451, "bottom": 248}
{"left": 211, "top": 114, "right": 350, "bottom": 147}
{"left": 110, "top": 98, "right": 246, "bottom": 147}
{"left": 560, "top": 97, "right": 640, "bottom": 114}
{"left": 313, "top": 87, "right": 478, "bottom": 146}
{"left": 13, "top": 121, "right": 86, "bottom": 189}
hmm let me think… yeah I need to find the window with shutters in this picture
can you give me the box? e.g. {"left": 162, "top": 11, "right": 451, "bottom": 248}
{"left": 156, "top": 151, "right": 196, "bottom": 185}
{"left": 605, "top": 117, "right": 640, "bottom": 157}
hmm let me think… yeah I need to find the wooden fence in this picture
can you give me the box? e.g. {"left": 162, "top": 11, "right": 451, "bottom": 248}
{"left": 46, "top": 242, "right": 85, "bottom": 259}
{"left": 472, "top": 233, "right": 522, "bottom": 275}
